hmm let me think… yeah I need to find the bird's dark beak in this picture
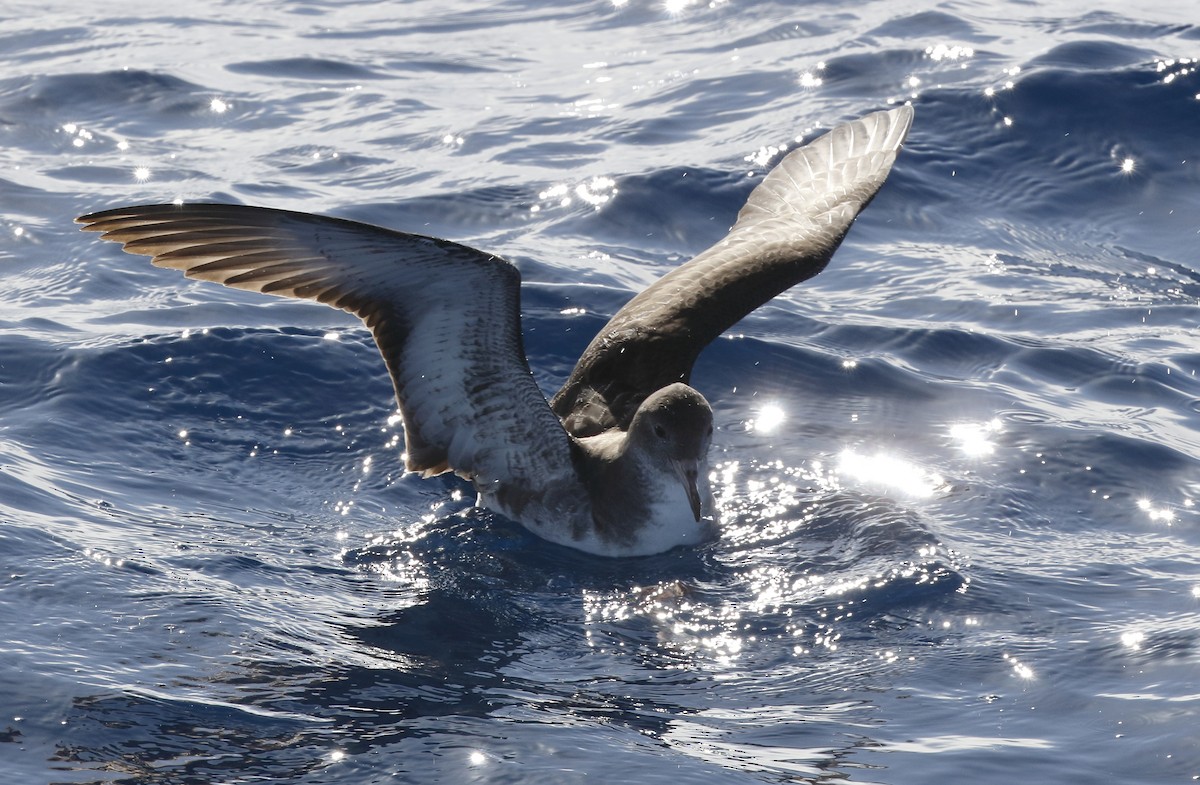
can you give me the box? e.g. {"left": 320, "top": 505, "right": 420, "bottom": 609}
{"left": 675, "top": 461, "right": 704, "bottom": 521}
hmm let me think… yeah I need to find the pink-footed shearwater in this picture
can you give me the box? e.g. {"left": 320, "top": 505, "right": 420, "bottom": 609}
{"left": 78, "top": 105, "right": 913, "bottom": 557}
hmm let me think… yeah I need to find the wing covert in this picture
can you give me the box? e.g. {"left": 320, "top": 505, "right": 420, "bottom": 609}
{"left": 78, "top": 203, "right": 577, "bottom": 494}
{"left": 551, "top": 105, "right": 914, "bottom": 435}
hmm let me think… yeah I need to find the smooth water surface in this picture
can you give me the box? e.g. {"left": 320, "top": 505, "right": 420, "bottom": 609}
{"left": 1, "top": 0, "right": 1198, "bottom": 782}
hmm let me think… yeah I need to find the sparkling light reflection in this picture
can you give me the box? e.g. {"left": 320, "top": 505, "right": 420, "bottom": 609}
{"left": 83, "top": 547, "right": 125, "bottom": 569}
{"left": 926, "top": 44, "right": 974, "bottom": 62}
{"left": 798, "top": 65, "right": 824, "bottom": 88}
{"left": 1137, "top": 498, "right": 1176, "bottom": 524}
{"left": 836, "top": 449, "right": 943, "bottom": 498}
{"left": 568, "top": 96, "right": 621, "bottom": 117}
{"left": 1155, "top": 57, "right": 1196, "bottom": 86}
{"left": 984, "top": 66, "right": 1021, "bottom": 98}
{"left": 1119, "top": 630, "right": 1146, "bottom": 650}
{"left": 60, "top": 120, "right": 130, "bottom": 155}
{"left": 61, "top": 122, "right": 95, "bottom": 148}
{"left": 574, "top": 176, "right": 616, "bottom": 206}
{"left": 750, "top": 403, "right": 786, "bottom": 433}
{"left": 711, "top": 459, "right": 821, "bottom": 538}
{"left": 745, "top": 143, "right": 788, "bottom": 168}
{"left": 581, "top": 537, "right": 965, "bottom": 670}
{"left": 949, "top": 418, "right": 1002, "bottom": 457}
{"left": 1003, "top": 652, "right": 1035, "bottom": 679}
{"left": 531, "top": 176, "right": 617, "bottom": 213}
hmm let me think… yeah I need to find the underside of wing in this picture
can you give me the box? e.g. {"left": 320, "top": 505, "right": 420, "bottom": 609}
{"left": 551, "top": 105, "right": 914, "bottom": 436}
{"left": 79, "top": 203, "right": 577, "bottom": 496}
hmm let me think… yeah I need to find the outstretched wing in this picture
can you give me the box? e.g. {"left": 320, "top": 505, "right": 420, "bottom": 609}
{"left": 78, "top": 204, "right": 576, "bottom": 494}
{"left": 551, "top": 105, "right": 914, "bottom": 436}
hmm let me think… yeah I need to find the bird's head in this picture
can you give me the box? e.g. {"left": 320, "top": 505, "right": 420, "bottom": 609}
{"left": 628, "top": 383, "right": 714, "bottom": 520}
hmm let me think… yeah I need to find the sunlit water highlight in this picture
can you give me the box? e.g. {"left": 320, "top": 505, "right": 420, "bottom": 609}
{"left": 1, "top": 1, "right": 1199, "bottom": 783}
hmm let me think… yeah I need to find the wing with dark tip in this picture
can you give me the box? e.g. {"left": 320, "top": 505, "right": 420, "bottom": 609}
{"left": 551, "top": 105, "right": 914, "bottom": 436}
{"left": 78, "top": 203, "right": 578, "bottom": 495}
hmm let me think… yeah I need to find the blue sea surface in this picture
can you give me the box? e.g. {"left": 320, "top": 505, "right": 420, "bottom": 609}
{"left": 2, "top": 0, "right": 1199, "bottom": 782}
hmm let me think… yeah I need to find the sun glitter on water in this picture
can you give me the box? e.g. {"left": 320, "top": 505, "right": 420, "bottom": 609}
{"left": 750, "top": 403, "right": 786, "bottom": 433}
{"left": 949, "top": 418, "right": 1002, "bottom": 457}
{"left": 837, "top": 450, "right": 944, "bottom": 498}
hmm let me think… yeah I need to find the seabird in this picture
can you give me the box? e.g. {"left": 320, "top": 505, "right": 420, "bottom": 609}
{"left": 78, "top": 105, "right": 913, "bottom": 557}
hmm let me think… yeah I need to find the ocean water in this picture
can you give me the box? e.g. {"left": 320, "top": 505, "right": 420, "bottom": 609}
{"left": 1, "top": 0, "right": 1198, "bottom": 782}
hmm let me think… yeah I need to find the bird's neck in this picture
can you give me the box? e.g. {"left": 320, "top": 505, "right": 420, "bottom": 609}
{"left": 571, "top": 431, "right": 652, "bottom": 546}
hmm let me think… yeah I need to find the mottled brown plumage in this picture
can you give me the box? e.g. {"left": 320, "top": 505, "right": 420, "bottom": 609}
{"left": 77, "top": 105, "right": 912, "bottom": 556}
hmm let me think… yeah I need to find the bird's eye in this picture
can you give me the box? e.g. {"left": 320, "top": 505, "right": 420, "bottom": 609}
{"left": 653, "top": 424, "right": 668, "bottom": 440}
